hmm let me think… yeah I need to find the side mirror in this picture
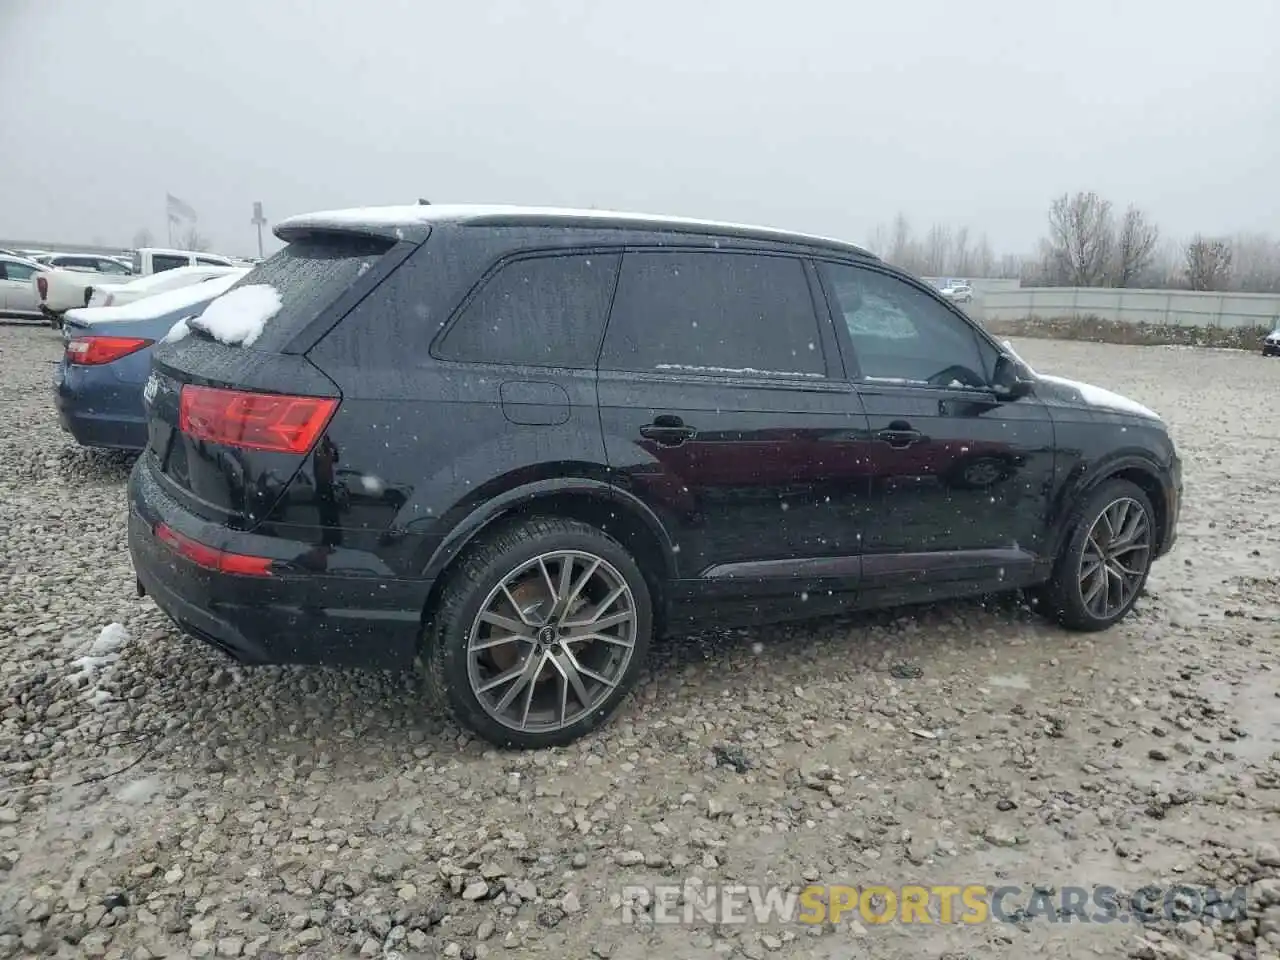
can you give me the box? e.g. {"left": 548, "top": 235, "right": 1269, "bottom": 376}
{"left": 992, "top": 354, "right": 1035, "bottom": 400}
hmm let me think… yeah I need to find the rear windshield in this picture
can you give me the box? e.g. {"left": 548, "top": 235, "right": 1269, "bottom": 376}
{"left": 212, "top": 233, "right": 394, "bottom": 351}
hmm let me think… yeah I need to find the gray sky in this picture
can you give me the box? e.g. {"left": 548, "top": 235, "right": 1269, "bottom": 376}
{"left": 3, "top": 0, "right": 1278, "bottom": 258}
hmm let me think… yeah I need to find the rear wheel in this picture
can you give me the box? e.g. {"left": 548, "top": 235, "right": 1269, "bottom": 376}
{"left": 1037, "top": 479, "right": 1156, "bottom": 631}
{"left": 421, "top": 516, "right": 652, "bottom": 748}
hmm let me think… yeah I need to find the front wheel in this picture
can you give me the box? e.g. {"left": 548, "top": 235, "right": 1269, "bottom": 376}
{"left": 1037, "top": 479, "right": 1156, "bottom": 631}
{"left": 421, "top": 516, "right": 653, "bottom": 749}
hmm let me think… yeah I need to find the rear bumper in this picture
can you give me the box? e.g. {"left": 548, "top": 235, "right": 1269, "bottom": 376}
{"left": 56, "top": 407, "right": 148, "bottom": 451}
{"left": 127, "top": 457, "right": 430, "bottom": 670}
{"left": 53, "top": 362, "right": 149, "bottom": 451}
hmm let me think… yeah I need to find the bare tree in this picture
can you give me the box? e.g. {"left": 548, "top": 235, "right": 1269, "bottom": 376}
{"left": 887, "top": 213, "right": 914, "bottom": 270}
{"left": 997, "top": 253, "right": 1024, "bottom": 279}
{"left": 951, "top": 226, "right": 972, "bottom": 276}
{"left": 869, "top": 214, "right": 1015, "bottom": 279}
{"left": 178, "top": 226, "right": 212, "bottom": 252}
{"left": 922, "top": 223, "right": 952, "bottom": 277}
{"left": 1228, "top": 232, "right": 1280, "bottom": 293}
{"left": 971, "top": 233, "right": 995, "bottom": 278}
{"left": 1184, "top": 235, "right": 1232, "bottom": 291}
{"left": 132, "top": 227, "right": 154, "bottom": 248}
{"left": 1149, "top": 238, "right": 1184, "bottom": 288}
{"left": 1111, "top": 206, "right": 1159, "bottom": 287}
{"left": 1045, "top": 191, "right": 1114, "bottom": 286}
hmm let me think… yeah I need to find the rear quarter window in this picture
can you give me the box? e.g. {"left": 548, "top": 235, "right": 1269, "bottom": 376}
{"left": 434, "top": 253, "right": 621, "bottom": 368}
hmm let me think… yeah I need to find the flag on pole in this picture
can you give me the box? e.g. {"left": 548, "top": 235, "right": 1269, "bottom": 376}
{"left": 166, "top": 193, "right": 197, "bottom": 223}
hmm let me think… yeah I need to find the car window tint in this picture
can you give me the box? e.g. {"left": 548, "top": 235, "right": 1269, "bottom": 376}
{"left": 152, "top": 255, "right": 189, "bottom": 273}
{"left": 600, "top": 251, "right": 824, "bottom": 378}
{"left": 820, "top": 262, "right": 991, "bottom": 389}
{"left": 4, "top": 261, "right": 35, "bottom": 281}
{"left": 97, "top": 259, "right": 131, "bottom": 274}
{"left": 436, "top": 253, "right": 621, "bottom": 368}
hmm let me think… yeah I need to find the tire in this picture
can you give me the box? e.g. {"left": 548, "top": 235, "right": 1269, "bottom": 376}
{"left": 421, "top": 516, "right": 653, "bottom": 749}
{"left": 1036, "top": 479, "right": 1156, "bottom": 632}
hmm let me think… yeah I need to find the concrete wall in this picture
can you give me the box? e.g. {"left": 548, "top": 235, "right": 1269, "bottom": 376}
{"left": 975, "top": 286, "right": 1280, "bottom": 331}
{"left": 921, "top": 276, "right": 1022, "bottom": 296}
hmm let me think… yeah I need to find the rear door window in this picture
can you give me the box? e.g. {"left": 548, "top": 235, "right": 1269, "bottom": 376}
{"left": 435, "top": 253, "right": 621, "bottom": 368}
{"left": 599, "top": 250, "right": 826, "bottom": 378}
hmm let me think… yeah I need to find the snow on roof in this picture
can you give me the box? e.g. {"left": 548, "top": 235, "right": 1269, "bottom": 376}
{"left": 275, "top": 203, "right": 869, "bottom": 251}
{"left": 188, "top": 284, "right": 282, "bottom": 347}
{"left": 66, "top": 272, "right": 245, "bottom": 324}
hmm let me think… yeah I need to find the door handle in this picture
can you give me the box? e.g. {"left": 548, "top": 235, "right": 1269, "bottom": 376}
{"left": 876, "top": 427, "right": 922, "bottom": 448}
{"left": 640, "top": 416, "right": 696, "bottom": 446}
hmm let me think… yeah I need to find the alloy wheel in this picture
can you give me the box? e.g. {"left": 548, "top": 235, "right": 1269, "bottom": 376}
{"left": 1077, "top": 497, "right": 1151, "bottom": 619}
{"left": 466, "top": 550, "right": 638, "bottom": 733}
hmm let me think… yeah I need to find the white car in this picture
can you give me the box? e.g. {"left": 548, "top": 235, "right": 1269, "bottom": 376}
{"left": 941, "top": 282, "right": 974, "bottom": 304}
{"left": 129, "top": 247, "right": 237, "bottom": 275}
{"left": 87, "top": 265, "right": 248, "bottom": 308}
{"left": 34, "top": 248, "right": 235, "bottom": 326}
{"left": 0, "top": 255, "right": 45, "bottom": 319}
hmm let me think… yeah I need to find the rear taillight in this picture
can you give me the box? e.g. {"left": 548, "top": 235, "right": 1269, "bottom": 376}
{"left": 65, "top": 336, "right": 153, "bottom": 365}
{"left": 83, "top": 287, "right": 94, "bottom": 307}
{"left": 178, "top": 385, "right": 338, "bottom": 454}
{"left": 36, "top": 277, "right": 47, "bottom": 300}
{"left": 155, "top": 523, "right": 273, "bottom": 577}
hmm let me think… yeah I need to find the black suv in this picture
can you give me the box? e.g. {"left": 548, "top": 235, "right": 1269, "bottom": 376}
{"left": 128, "top": 205, "right": 1181, "bottom": 748}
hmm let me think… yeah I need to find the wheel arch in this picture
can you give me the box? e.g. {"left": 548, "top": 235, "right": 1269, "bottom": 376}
{"left": 418, "top": 477, "right": 677, "bottom": 632}
{"left": 1050, "top": 454, "right": 1172, "bottom": 560}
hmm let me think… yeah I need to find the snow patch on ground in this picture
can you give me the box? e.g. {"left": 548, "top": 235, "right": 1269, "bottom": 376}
{"left": 117, "top": 776, "right": 163, "bottom": 804}
{"left": 189, "top": 284, "right": 282, "bottom": 347}
{"left": 68, "top": 623, "right": 130, "bottom": 700}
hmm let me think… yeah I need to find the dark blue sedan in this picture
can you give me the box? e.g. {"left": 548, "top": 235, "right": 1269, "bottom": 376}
{"left": 54, "top": 273, "right": 245, "bottom": 451}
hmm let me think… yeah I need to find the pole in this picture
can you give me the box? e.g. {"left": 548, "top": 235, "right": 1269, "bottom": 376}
{"left": 250, "top": 201, "right": 267, "bottom": 260}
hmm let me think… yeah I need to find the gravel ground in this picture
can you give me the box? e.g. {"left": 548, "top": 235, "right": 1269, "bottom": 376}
{"left": 0, "top": 326, "right": 1277, "bottom": 960}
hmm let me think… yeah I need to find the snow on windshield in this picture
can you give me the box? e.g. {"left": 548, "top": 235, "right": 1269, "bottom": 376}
{"left": 189, "top": 284, "right": 283, "bottom": 347}
{"left": 66, "top": 272, "right": 245, "bottom": 325}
